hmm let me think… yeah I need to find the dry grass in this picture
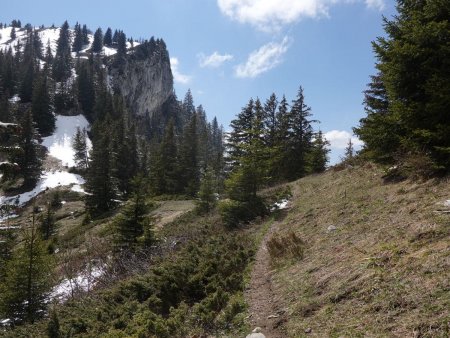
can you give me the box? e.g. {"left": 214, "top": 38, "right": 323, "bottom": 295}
{"left": 270, "top": 163, "right": 450, "bottom": 337}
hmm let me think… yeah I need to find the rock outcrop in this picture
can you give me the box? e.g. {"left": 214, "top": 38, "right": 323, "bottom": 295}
{"left": 108, "top": 39, "right": 173, "bottom": 119}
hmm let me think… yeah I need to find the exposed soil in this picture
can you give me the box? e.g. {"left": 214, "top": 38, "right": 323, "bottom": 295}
{"left": 246, "top": 214, "right": 290, "bottom": 338}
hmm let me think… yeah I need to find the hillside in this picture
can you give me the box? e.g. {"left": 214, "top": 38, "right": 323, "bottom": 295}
{"left": 250, "top": 164, "right": 449, "bottom": 337}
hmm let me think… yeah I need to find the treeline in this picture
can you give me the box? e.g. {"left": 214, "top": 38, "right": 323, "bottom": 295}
{"left": 354, "top": 0, "right": 450, "bottom": 175}
{"left": 82, "top": 88, "right": 224, "bottom": 217}
{"left": 220, "top": 87, "right": 329, "bottom": 226}
{"left": 0, "top": 20, "right": 170, "bottom": 188}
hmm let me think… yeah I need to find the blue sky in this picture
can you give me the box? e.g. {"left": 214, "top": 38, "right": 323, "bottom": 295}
{"left": 3, "top": 0, "right": 396, "bottom": 163}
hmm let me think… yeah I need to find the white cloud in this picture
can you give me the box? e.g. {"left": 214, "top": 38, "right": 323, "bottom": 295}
{"left": 217, "top": 0, "right": 385, "bottom": 32}
{"left": 199, "top": 51, "right": 234, "bottom": 68}
{"left": 170, "top": 57, "right": 191, "bottom": 84}
{"left": 365, "top": 0, "right": 385, "bottom": 11}
{"left": 324, "top": 130, "right": 363, "bottom": 150}
{"left": 235, "top": 37, "right": 290, "bottom": 78}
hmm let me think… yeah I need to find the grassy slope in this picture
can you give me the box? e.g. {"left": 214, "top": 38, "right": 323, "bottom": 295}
{"left": 270, "top": 163, "right": 449, "bottom": 337}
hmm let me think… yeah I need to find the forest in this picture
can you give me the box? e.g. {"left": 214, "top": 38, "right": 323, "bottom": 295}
{"left": 0, "top": 0, "right": 449, "bottom": 335}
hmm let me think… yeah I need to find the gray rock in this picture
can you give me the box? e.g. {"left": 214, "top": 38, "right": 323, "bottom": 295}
{"left": 109, "top": 48, "right": 173, "bottom": 119}
{"left": 246, "top": 333, "right": 266, "bottom": 338}
{"left": 305, "top": 327, "right": 312, "bottom": 333}
{"left": 327, "top": 225, "right": 337, "bottom": 232}
{"left": 252, "top": 327, "right": 262, "bottom": 333}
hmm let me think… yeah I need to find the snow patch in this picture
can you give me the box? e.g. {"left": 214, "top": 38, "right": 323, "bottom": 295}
{"left": 41, "top": 114, "right": 91, "bottom": 167}
{"left": 0, "top": 171, "right": 85, "bottom": 206}
{"left": 270, "top": 198, "right": 290, "bottom": 211}
{"left": 51, "top": 265, "right": 104, "bottom": 301}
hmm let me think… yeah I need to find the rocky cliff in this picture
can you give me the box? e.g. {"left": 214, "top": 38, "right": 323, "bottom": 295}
{"left": 108, "top": 39, "right": 174, "bottom": 119}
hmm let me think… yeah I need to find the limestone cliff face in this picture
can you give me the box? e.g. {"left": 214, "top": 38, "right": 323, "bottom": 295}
{"left": 108, "top": 40, "right": 173, "bottom": 118}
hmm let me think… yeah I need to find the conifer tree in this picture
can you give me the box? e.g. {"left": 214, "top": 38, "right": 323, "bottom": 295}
{"left": 52, "top": 21, "right": 72, "bottom": 82}
{"left": 32, "top": 72, "right": 55, "bottom": 136}
{"left": 10, "top": 27, "right": 16, "bottom": 40}
{"left": 114, "top": 175, "right": 152, "bottom": 252}
{"left": 82, "top": 24, "right": 89, "bottom": 45}
{"left": 72, "top": 127, "right": 89, "bottom": 170}
{"left": 77, "top": 61, "right": 95, "bottom": 118}
{"left": 150, "top": 119, "right": 178, "bottom": 195}
{"left": 13, "top": 109, "right": 42, "bottom": 187}
{"left": 72, "top": 22, "right": 83, "bottom": 53}
{"left": 115, "top": 31, "right": 127, "bottom": 62}
{"left": 39, "top": 203, "right": 55, "bottom": 240}
{"left": 263, "top": 93, "right": 278, "bottom": 147}
{"left": 92, "top": 27, "right": 103, "bottom": 53}
{"left": 103, "top": 27, "right": 112, "bottom": 46}
{"left": 85, "top": 119, "right": 118, "bottom": 214}
{"left": 0, "top": 212, "right": 53, "bottom": 323}
{"left": 355, "top": 0, "right": 450, "bottom": 170}
{"left": 308, "top": 130, "right": 330, "bottom": 173}
{"left": 19, "top": 58, "right": 35, "bottom": 103}
{"left": 182, "top": 89, "right": 195, "bottom": 119}
{"left": 179, "top": 112, "right": 199, "bottom": 196}
{"left": 286, "top": 86, "right": 315, "bottom": 180}
{"left": 196, "top": 169, "right": 217, "bottom": 213}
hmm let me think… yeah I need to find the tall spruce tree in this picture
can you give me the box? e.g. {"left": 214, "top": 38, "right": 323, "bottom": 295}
{"left": 354, "top": 0, "right": 450, "bottom": 171}
{"left": 72, "top": 22, "right": 83, "bottom": 53}
{"left": 103, "top": 27, "right": 112, "bottom": 46}
{"left": 286, "top": 86, "right": 315, "bottom": 180}
{"left": 32, "top": 72, "right": 55, "bottom": 136}
{"left": 85, "top": 119, "right": 118, "bottom": 214}
{"left": 92, "top": 27, "right": 103, "bottom": 53}
{"left": 114, "top": 175, "right": 152, "bottom": 252}
{"left": 72, "top": 127, "right": 89, "bottom": 170}
{"left": 0, "top": 212, "right": 53, "bottom": 324}
{"left": 150, "top": 119, "right": 178, "bottom": 195}
{"left": 308, "top": 130, "right": 330, "bottom": 173}
{"left": 52, "top": 21, "right": 72, "bottom": 82}
{"left": 14, "top": 110, "right": 42, "bottom": 187}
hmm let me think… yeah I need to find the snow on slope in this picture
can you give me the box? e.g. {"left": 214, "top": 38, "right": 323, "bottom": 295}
{"left": 0, "top": 25, "right": 138, "bottom": 58}
{"left": 0, "top": 171, "right": 85, "bottom": 207}
{"left": 42, "top": 114, "right": 92, "bottom": 167}
{"left": 0, "top": 114, "right": 91, "bottom": 208}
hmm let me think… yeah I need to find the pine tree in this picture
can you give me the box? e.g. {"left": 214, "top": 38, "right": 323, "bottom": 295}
{"left": 286, "top": 86, "right": 315, "bottom": 180}
{"left": 92, "top": 27, "right": 103, "bottom": 53}
{"left": 0, "top": 211, "right": 53, "bottom": 324}
{"left": 82, "top": 24, "right": 89, "bottom": 45}
{"left": 263, "top": 93, "right": 278, "bottom": 147}
{"left": 18, "top": 58, "right": 35, "bottom": 103}
{"left": 179, "top": 112, "right": 199, "bottom": 196}
{"left": 116, "top": 31, "right": 127, "bottom": 61}
{"left": 39, "top": 203, "right": 55, "bottom": 240}
{"left": 114, "top": 175, "right": 152, "bottom": 252}
{"left": 355, "top": 0, "right": 450, "bottom": 171}
{"left": 182, "top": 89, "right": 195, "bottom": 119}
{"left": 196, "top": 169, "right": 217, "bottom": 213}
{"left": 77, "top": 61, "right": 95, "bottom": 118}
{"left": 354, "top": 73, "right": 399, "bottom": 163}
{"left": 72, "top": 22, "right": 83, "bottom": 53}
{"left": 150, "top": 119, "right": 178, "bottom": 195}
{"left": 52, "top": 21, "right": 72, "bottom": 82}
{"left": 32, "top": 72, "right": 55, "bottom": 136}
{"left": 308, "top": 130, "right": 330, "bottom": 173}
{"left": 10, "top": 27, "right": 16, "bottom": 40}
{"left": 13, "top": 110, "right": 42, "bottom": 188}
{"left": 85, "top": 119, "right": 118, "bottom": 214}
{"left": 103, "top": 27, "right": 112, "bottom": 46}
{"left": 72, "top": 127, "right": 89, "bottom": 170}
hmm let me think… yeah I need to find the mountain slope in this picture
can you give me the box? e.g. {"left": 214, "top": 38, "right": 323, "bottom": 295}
{"left": 258, "top": 164, "right": 449, "bottom": 337}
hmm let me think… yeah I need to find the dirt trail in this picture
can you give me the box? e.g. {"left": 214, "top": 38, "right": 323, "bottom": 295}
{"left": 246, "top": 215, "right": 289, "bottom": 338}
